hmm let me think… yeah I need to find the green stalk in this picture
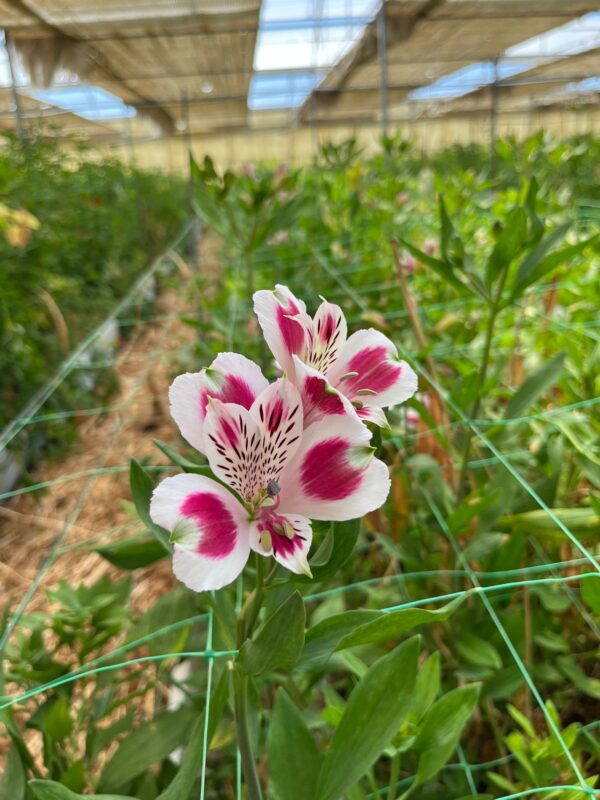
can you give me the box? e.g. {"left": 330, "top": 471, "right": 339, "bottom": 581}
{"left": 234, "top": 555, "right": 266, "bottom": 800}
{"left": 456, "top": 267, "right": 509, "bottom": 501}
{"left": 233, "top": 671, "right": 263, "bottom": 800}
{"left": 388, "top": 752, "right": 401, "bottom": 800}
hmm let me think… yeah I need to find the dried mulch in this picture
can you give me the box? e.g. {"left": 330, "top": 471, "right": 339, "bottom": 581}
{"left": 0, "top": 232, "right": 225, "bottom": 769}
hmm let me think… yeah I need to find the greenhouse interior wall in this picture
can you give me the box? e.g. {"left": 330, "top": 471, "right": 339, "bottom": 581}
{"left": 94, "top": 107, "right": 600, "bottom": 172}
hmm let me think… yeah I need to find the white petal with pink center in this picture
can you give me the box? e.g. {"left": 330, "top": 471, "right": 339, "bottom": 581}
{"left": 252, "top": 285, "right": 311, "bottom": 378}
{"left": 152, "top": 373, "right": 392, "bottom": 592}
{"left": 254, "top": 286, "right": 417, "bottom": 424}
{"left": 150, "top": 473, "right": 251, "bottom": 592}
{"left": 327, "top": 328, "right": 418, "bottom": 409}
{"left": 291, "top": 355, "right": 357, "bottom": 427}
{"left": 356, "top": 405, "right": 390, "bottom": 427}
{"left": 278, "top": 415, "right": 390, "bottom": 521}
{"left": 203, "top": 379, "right": 303, "bottom": 504}
{"left": 249, "top": 512, "right": 313, "bottom": 576}
{"left": 169, "top": 352, "right": 268, "bottom": 454}
{"left": 308, "top": 298, "right": 347, "bottom": 374}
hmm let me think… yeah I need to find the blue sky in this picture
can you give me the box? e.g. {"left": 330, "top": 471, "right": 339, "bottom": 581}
{"left": 409, "top": 10, "right": 600, "bottom": 102}
{"left": 29, "top": 86, "right": 135, "bottom": 120}
{"left": 248, "top": 0, "right": 379, "bottom": 109}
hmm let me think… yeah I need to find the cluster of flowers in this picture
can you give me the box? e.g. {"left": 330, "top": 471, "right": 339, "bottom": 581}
{"left": 150, "top": 286, "right": 418, "bottom": 591}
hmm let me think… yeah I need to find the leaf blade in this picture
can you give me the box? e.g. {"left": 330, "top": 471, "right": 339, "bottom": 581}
{"left": 316, "top": 636, "right": 420, "bottom": 800}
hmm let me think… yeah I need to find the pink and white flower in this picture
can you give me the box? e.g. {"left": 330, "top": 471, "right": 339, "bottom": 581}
{"left": 168, "top": 352, "right": 268, "bottom": 454}
{"left": 253, "top": 285, "right": 418, "bottom": 426}
{"left": 151, "top": 379, "right": 390, "bottom": 592}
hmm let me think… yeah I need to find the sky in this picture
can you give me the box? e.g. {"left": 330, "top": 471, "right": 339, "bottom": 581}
{"left": 410, "top": 10, "right": 600, "bottom": 102}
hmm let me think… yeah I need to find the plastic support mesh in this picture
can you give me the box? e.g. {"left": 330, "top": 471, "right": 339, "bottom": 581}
{"left": 0, "top": 220, "right": 598, "bottom": 799}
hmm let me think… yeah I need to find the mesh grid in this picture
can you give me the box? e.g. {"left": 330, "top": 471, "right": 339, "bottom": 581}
{"left": 0, "top": 220, "right": 598, "bottom": 799}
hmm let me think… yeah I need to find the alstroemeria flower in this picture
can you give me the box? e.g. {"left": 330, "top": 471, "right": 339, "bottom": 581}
{"left": 150, "top": 379, "right": 390, "bottom": 592}
{"left": 169, "top": 346, "right": 354, "bottom": 443}
{"left": 253, "top": 285, "right": 418, "bottom": 426}
{"left": 168, "top": 352, "right": 269, "bottom": 454}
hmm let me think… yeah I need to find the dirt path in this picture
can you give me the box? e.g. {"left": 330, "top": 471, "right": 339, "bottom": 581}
{"left": 0, "top": 233, "right": 222, "bottom": 620}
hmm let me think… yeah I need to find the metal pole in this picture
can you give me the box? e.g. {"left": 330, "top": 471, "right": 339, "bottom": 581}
{"left": 490, "top": 57, "right": 499, "bottom": 176}
{"left": 377, "top": 1, "right": 389, "bottom": 140}
{"left": 182, "top": 89, "right": 193, "bottom": 175}
{"left": 4, "top": 32, "right": 25, "bottom": 141}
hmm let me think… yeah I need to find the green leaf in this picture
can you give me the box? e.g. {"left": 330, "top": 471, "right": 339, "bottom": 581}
{"left": 296, "top": 518, "right": 361, "bottom": 584}
{"left": 482, "top": 666, "right": 524, "bottom": 700}
{"left": 316, "top": 636, "right": 420, "bottom": 800}
{"left": 458, "top": 795, "right": 493, "bottom": 800}
{"left": 152, "top": 439, "right": 208, "bottom": 472}
{"left": 455, "top": 632, "right": 502, "bottom": 670}
{"left": 485, "top": 206, "right": 528, "bottom": 288}
{"left": 29, "top": 781, "right": 134, "bottom": 800}
{"left": 557, "top": 656, "right": 600, "bottom": 700}
{"left": 510, "top": 222, "right": 569, "bottom": 295}
{"left": 237, "top": 591, "right": 305, "bottom": 676}
{"left": 498, "top": 507, "right": 600, "bottom": 536}
{"left": 44, "top": 697, "right": 73, "bottom": 741}
{"left": 398, "top": 239, "right": 467, "bottom": 294}
{"left": 129, "top": 459, "right": 170, "bottom": 552}
{"left": 0, "top": 743, "right": 26, "bottom": 800}
{"left": 403, "top": 684, "right": 480, "bottom": 796}
{"left": 269, "top": 690, "right": 322, "bottom": 800}
{"left": 510, "top": 226, "right": 596, "bottom": 299}
{"left": 581, "top": 576, "right": 600, "bottom": 614}
{"left": 298, "top": 610, "right": 382, "bottom": 671}
{"left": 335, "top": 595, "right": 465, "bottom": 650}
{"left": 60, "top": 763, "right": 86, "bottom": 793}
{"left": 125, "top": 587, "right": 198, "bottom": 656}
{"left": 98, "top": 707, "right": 195, "bottom": 792}
{"left": 95, "top": 536, "right": 167, "bottom": 570}
{"left": 152, "top": 440, "right": 233, "bottom": 492}
{"left": 411, "top": 651, "right": 441, "bottom": 722}
{"left": 504, "top": 352, "right": 565, "bottom": 419}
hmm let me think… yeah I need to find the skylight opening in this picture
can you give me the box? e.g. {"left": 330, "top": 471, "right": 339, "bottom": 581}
{"left": 0, "top": 37, "right": 135, "bottom": 122}
{"left": 29, "top": 86, "right": 136, "bottom": 121}
{"left": 249, "top": 0, "right": 380, "bottom": 110}
{"left": 555, "top": 75, "right": 600, "bottom": 97}
{"left": 409, "top": 10, "right": 600, "bottom": 103}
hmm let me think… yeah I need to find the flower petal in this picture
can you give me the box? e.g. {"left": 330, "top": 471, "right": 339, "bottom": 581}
{"left": 327, "top": 328, "right": 418, "bottom": 409}
{"left": 356, "top": 405, "right": 389, "bottom": 428}
{"left": 292, "top": 355, "right": 357, "bottom": 427}
{"left": 150, "top": 473, "right": 250, "bottom": 591}
{"left": 253, "top": 284, "right": 311, "bottom": 377}
{"left": 169, "top": 353, "right": 268, "bottom": 454}
{"left": 308, "top": 298, "right": 347, "bottom": 373}
{"left": 204, "top": 380, "right": 303, "bottom": 501}
{"left": 249, "top": 378, "right": 304, "bottom": 466}
{"left": 250, "top": 513, "right": 313, "bottom": 576}
{"left": 278, "top": 415, "right": 390, "bottom": 520}
{"left": 203, "top": 400, "right": 261, "bottom": 499}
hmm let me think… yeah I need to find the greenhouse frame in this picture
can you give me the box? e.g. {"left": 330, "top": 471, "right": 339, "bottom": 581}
{"left": 1, "top": 2, "right": 599, "bottom": 800}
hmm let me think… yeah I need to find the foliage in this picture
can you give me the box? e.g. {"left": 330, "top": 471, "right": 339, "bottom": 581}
{"left": 2, "top": 131, "right": 599, "bottom": 799}
{"left": 0, "top": 134, "right": 187, "bottom": 467}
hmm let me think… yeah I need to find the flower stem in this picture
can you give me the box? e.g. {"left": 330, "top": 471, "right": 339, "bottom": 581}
{"left": 234, "top": 555, "right": 266, "bottom": 799}
{"left": 388, "top": 752, "right": 401, "bottom": 800}
{"left": 456, "top": 268, "right": 509, "bottom": 501}
{"left": 456, "top": 304, "right": 497, "bottom": 500}
{"left": 233, "top": 671, "right": 263, "bottom": 800}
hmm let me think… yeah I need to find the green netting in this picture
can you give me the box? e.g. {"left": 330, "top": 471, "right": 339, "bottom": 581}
{"left": 1, "top": 221, "right": 598, "bottom": 799}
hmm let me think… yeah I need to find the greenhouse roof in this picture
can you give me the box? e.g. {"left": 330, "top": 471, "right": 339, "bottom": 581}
{"left": 0, "top": 0, "right": 598, "bottom": 142}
